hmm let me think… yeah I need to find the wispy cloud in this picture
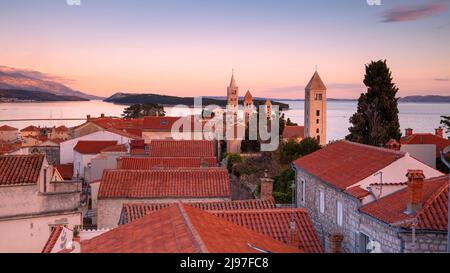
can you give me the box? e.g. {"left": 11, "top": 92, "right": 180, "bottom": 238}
{"left": 434, "top": 78, "right": 450, "bottom": 81}
{"left": 382, "top": 2, "right": 448, "bottom": 23}
{"left": 0, "top": 65, "right": 75, "bottom": 84}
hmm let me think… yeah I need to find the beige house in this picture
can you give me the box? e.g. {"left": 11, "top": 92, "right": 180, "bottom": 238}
{"left": 0, "top": 125, "right": 19, "bottom": 142}
{"left": 48, "top": 126, "right": 69, "bottom": 140}
{"left": 20, "top": 125, "right": 41, "bottom": 138}
{"left": 0, "top": 154, "right": 82, "bottom": 253}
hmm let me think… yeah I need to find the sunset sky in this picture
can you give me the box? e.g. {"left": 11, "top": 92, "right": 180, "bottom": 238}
{"left": 0, "top": 0, "right": 449, "bottom": 99}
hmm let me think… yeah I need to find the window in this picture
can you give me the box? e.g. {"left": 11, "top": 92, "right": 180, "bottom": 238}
{"left": 300, "top": 179, "right": 306, "bottom": 205}
{"left": 316, "top": 128, "right": 319, "bottom": 134}
{"left": 316, "top": 110, "right": 320, "bottom": 117}
{"left": 315, "top": 93, "right": 323, "bottom": 101}
{"left": 337, "top": 201, "right": 343, "bottom": 226}
{"left": 319, "top": 191, "right": 325, "bottom": 214}
{"left": 316, "top": 119, "right": 319, "bottom": 124}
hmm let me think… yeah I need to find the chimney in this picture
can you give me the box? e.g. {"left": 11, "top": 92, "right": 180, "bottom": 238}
{"left": 86, "top": 114, "right": 91, "bottom": 121}
{"left": 385, "top": 139, "right": 400, "bottom": 151}
{"left": 435, "top": 127, "right": 444, "bottom": 138}
{"left": 405, "top": 128, "right": 413, "bottom": 137}
{"left": 116, "top": 157, "right": 123, "bottom": 169}
{"left": 405, "top": 169, "right": 425, "bottom": 214}
{"left": 100, "top": 113, "right": 105, "bottom": 118}
{"left": 260, "top": 173, "right": 274, "bottom": 200}
{"left": 328, "top": 234, "right": 344, "bottom": 253}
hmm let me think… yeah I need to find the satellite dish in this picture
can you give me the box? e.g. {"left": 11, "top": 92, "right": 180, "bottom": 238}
{"left": 366, "top": 240, "right": 382, "bottom": 253}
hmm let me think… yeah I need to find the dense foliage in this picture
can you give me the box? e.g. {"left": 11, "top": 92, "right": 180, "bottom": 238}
{"left": 346, "top": 60, "right": 401, "bottom": 146}
{"left": 122, "top": 103, "right": 166, "bottom": 118}
{"left": 279, "top": 137, "right": 321, "bottom": 164}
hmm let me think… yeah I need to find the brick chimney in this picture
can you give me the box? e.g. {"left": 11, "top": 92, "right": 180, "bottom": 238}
{"left": 100, "top": 113, "right": 105, "bottom": 118}
{"left": 116, "top": 157, "right": 123, "bottom": 169}
{"left": 86, "top": 114, "right": 91, "bottom": 121}
{"left": 328, "top": 234, "right": 344, "bottom": 253}
{"left": 435, "top": 127, "right": 444, "bottom": 138}
{"left": 260, "top": 173, "right": 274, "bottom": 200}
{"left": 405, "top": 128, "right": 413, "bottom": 137}
{"left": 405, "top": 169, "right": 425, "bottom": 214}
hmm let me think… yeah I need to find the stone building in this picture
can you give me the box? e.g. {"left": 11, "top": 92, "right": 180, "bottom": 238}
{"left": 359, "top": 172, "right": 448, "bottom": 253}
{"left": 244, "top": 90, "right": 254, "bottom": 124}
{"left": 227, "top": 72, "right": 239, "bottom": 112}
{"left": 292, "top": 140, "right": 443, "bottom": 252}
{"left": 0, "top": 125, "right": 19, "bottom": 142}
{"left": 304, "top": 71, "right": 327, "bottom": 146}
{"left": 0, "top": 154, "right": 81, "bottom": 253}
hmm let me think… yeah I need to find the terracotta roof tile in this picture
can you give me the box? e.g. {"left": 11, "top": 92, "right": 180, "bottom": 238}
{"left": 143, "top": 116, "right": 182, "bottom": 131}
{"left": 73, "top": 140, "right": 118, "bottom": 154}
{"left": 20, "top": 125, "right": 40, "bottom": 132}
{"left": 283, "top": 126, "right": 304, "bottom": 139}
{"left": 150, "top": 140, "right": 215, "bottom": 158}
{"left": 54, "top": 164, "right": 74, "bottom": 180}
{"left": 100, "top": 144, "right": 127, "bottom": 153}
{"left": 401, "top": 133, "right": 450, "bottom": 157}
{"left": 294, "top": 140, "right": 405, "bottom": 190}
{"left": 120, "top": 199, "right": 277, "bottom": 224}
{"left": 120, "top": 156, "right": 217, "bottom": 169}
{"left": 98, "top": 168, "right": 230, "bottom": 199}
{"left": 344, "top": 186, "right": 371, "bottom": 199}
{"left": 0, "top": 154, "right": 44, "bottom": 186}
{"left": 42, "top": 226, "right": 63, "bottom": 253}
{"left": 360, "top": 175, "right": 449, "bottom": 231}
{"left": 54, "top": 125, "right": 68, "bottom": 132}
{"left": 81, "top": 203, "right": 301, "bottom": 253}
{"left": 0, "top": 125, "right": 18, "bottom": 131}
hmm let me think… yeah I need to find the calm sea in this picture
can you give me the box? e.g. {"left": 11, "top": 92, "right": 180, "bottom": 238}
{"left": 0, "top": 100, "right": 448, "bottom": 141}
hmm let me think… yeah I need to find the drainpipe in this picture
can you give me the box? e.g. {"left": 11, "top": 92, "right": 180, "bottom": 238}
{"left": 440, "top": 149, "right": 450, "bottom": 253}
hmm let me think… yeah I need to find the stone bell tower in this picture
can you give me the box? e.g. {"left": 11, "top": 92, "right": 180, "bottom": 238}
{"left": 304, "top": 71, "right": 327, "bottom": 146}
{"left": 227, "top": 72, "right": 238, "bottom": 112}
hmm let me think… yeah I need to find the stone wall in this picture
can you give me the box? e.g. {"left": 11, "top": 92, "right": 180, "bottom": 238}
{"left": 97, "top": 197, "right": 231, "bottom": 229}
{"left": 359, "top": 214, "right": 402, "bottom": 253}
{"left": 296, "top": 169, "right": 361, "bottom": 252}
{"left": 400, "top": 232, "right": 448, "bottom": 253}
{"left": 29, "top": 146, "right": 60, "bottom": 165}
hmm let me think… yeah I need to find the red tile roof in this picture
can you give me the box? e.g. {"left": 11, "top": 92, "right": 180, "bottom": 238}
{"left": 100, "top": 144, "right": 127, "bottom": 153}
{"left": 120, "top": 199, "right": 277, "bottom": 224}
{"left": 98, "top": 168, "right": 230, "bottom": 199}
{"left": 84, "top": 117, "right": 143, "bottom": 138}
{"left": 344, "top": 186, "right": 371, "bottom": 199}
{"left": 20, "top": 125, "right": 40, "bottom": 132}
{"left": 0, "top": 125, "right": 18, "bottom": 131}
{"left": 283, "top": 126, "right": 305, "bottom": 139}
{"left": 150, "top": 140, "right": 215, "bottom": 158}
{"left": 211, "top": 208, "right": 323, "bottom": 253}
{"left": 81, "top": 203, "right": 301, "bottom": 253}
{"left": 360, "top": 175, "right": 449, "bottom": 231}
{"left": 42, "top": 226, "right": 63, "bottom": 253}
{"left": 0, "top": 142, "right": 22, "bottom": 154}
{"left": 294, "top": 140, "right": 405, "bottom": 190}
{"left": 54, "top": 163, "right": 74, "bottom": 180}
{"left": 0, "top": 154, "right": 44, "bottom": 186}
{"left": 401, "top": 133, "right": 450, "bottom": 157}
{"left": 54, "top": 125, "right": 69, "bottom": 132}
{"left": 73, "top": 140, "right": 118, "bottom": 154}
{"left": 143, "top": 116, "right": 182, "bottom": 131}
{"left": 120, "top": 156, "right": 217, "bottom": 169}
{"left": 105, "top": 127, "right": 142, "bottom": 140}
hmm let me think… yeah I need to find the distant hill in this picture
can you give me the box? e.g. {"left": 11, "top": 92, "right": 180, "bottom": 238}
{"left": 0, "top": 89, "right": 88, "bottom": 102}
{"left": 398, "top": 96, "right": 450, "bottom": 103}
{"left": 0, "top": 65, "right": 102, "bottom": 100}
{"left": 104, "top": 92, "right": 290, "bottom": 110}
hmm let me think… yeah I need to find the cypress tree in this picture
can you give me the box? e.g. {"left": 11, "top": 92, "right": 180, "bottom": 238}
{"left": 346, "top": 60, "right": 401, "bottom": 146}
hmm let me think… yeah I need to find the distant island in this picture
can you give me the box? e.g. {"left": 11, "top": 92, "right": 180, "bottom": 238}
{"left": 0, "top": 89, "right": 88, "bottom": 102}
{"left": 104, "top": 92, "right": 290, "bottom": 110}
{"left": 398, "top": 95, "right": 450, "bottom": 103}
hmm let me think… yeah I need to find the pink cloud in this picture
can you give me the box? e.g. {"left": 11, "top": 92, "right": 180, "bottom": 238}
{"left": 382, "top": 2, "right": 448, "bottom": 23}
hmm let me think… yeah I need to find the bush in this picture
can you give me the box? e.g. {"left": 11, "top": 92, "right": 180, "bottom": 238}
{"left": 279, "top": 137, "right": 321, "bottom": 164}
{"left": 227, "top": 153, "right": 243, "bottom": 173}
{"left": 272, "top": 191, "right": 292, "bottom": 204}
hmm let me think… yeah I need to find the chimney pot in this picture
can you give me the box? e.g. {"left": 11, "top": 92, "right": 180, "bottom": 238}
{"left": 435, "top": 127, "right": 444, "bottom": 138}
{"left": 328, "top": 234, "right": 344, "bottom": 253}
{"left": 405, "top": 169, "right": 425, "bottom": 214}
{"left": 405, "top": 128, "right": 413, "bottom": 137}
{"left": 260, "top": 177, "right": 274, "bottom": 200}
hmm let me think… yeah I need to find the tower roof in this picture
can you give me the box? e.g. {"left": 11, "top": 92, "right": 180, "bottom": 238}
{"left": 244, "top": 90, "right": 252, "bottom": 100}
{"left": 229, "top": 73, "right": 237, "bottom": 87}
{"left": 305, "top": 71, "right": 327, "bottom": 90}
{"left": 265, "top": 99, "right": 272, "bottom": 105}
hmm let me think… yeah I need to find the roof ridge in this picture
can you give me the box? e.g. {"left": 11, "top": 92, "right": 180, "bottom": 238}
{"left": 341, "top": 140, "right": 406, "bottom": 156}
{"left": 177, "top": 203, "right": 209, "bottom": 253}
{"left": 210, "top": 208, "right": 308, "bottom": 214}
